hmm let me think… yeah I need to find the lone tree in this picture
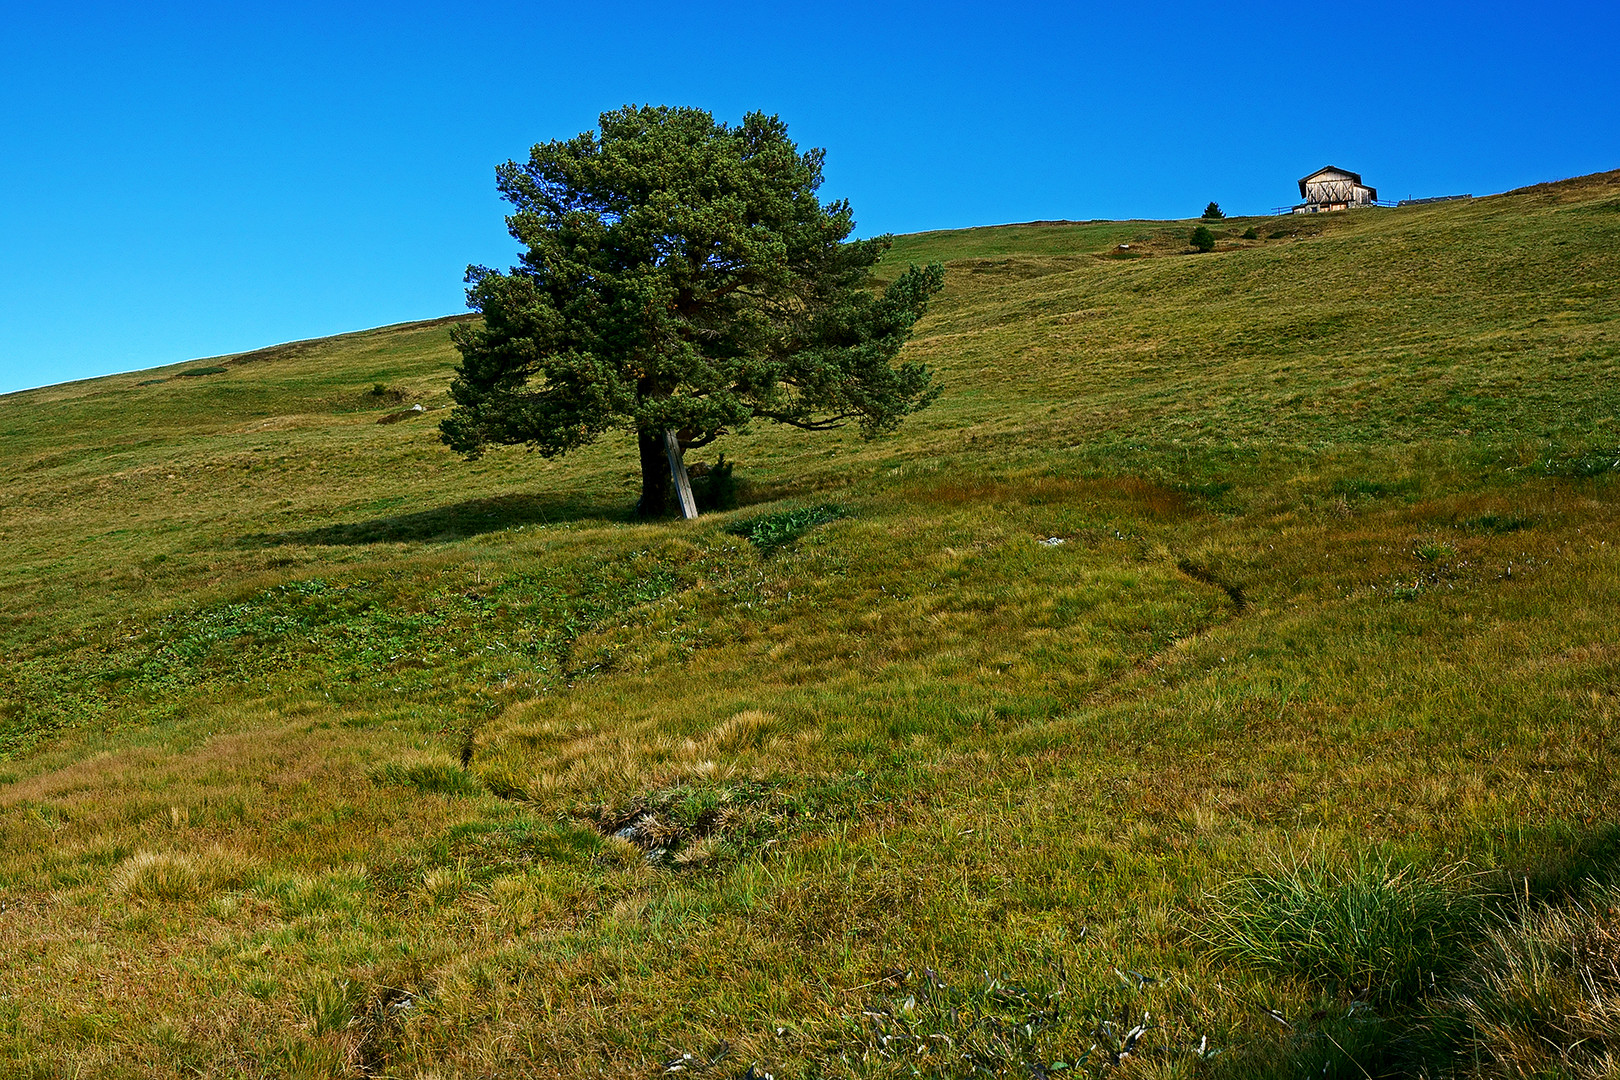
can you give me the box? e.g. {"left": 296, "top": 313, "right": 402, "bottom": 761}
{"left": 1202, "top": 201, "right": 1226, "bottom": 220}
{"left": 1189, "top": 224, "right": 1217, "bottom": 253}
{"left": 441, "top": 105, "right": 945, "bottom": 518}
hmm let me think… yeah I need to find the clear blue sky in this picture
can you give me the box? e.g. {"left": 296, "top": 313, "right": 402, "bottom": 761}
{"left": 2, "top": 0, "right": 1615, "bottom": 395}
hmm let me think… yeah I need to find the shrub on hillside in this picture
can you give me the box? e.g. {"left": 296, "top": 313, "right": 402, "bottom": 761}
{"left": 1241, "top": 226, "right": 1259, "bottom": 239}
{"left": 689, "top": 454, "right": 738, "bottom": 511}
{"left": 1189, "top": 225, "right": 1217, "bottom": 253}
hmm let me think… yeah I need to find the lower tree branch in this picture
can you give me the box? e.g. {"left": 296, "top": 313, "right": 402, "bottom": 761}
{"left": 754, "top": 410, "right": 857, "bottom": 431}
{"left": 680, "top": 428, "right": 725, "bottom": 450}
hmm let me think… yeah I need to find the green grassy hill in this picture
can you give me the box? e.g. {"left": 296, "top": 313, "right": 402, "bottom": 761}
{"left": 2, "top": 171, "right": 1618, "bottom": 1078}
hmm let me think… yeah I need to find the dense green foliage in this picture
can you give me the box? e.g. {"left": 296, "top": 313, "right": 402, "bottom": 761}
{"left": 1189, "top": 223, "right": 1216, "bottom": 251}
{"left": 2, "top": 171, "right": 1618, "bottom": 1077}
{"left": 1202, "top": 201, "right": 1225, "bottom": 220}
{"left": 441, "top": 106, "right": 945, "bottom": 516}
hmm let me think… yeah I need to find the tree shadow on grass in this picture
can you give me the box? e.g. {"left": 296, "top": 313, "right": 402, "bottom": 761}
{"left": 239, "top": 492, "right": 634, "bottom": 547}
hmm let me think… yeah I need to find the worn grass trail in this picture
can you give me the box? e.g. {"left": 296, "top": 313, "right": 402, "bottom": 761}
{"left": 0, "top": 171, "right": 1617, "bottom": 1078}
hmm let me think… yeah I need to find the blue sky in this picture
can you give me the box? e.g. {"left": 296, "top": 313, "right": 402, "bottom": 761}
{"left": 1, "top": 0, "right": 1615, "bottom": 395}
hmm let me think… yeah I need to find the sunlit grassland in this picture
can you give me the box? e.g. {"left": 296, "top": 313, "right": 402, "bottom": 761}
{"left": 1, "top": 171, "right": 1618, "bottom": 1078}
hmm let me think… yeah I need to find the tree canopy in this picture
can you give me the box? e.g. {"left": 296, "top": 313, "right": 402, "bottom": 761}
{"left": 441, "top": 105, "right": 945, "bottom": 516}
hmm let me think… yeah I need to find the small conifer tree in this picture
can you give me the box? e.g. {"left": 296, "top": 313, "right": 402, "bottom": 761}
{"left": 1189, "top": 225, "right": 1217, "bottom": 253}
{"left": 442, "top": 106, "right": 944, "bottom": 517}
{"left": 1202, "top": 201, "right": 1226, "bottom": 220}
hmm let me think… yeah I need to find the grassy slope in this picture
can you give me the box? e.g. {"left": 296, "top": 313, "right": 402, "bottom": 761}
{"left": 1, "top": 172, "right": 1617, "bottom": 1078}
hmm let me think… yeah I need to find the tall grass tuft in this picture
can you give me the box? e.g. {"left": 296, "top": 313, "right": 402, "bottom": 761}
{"left": 1195, "top": 856, "right": 1484, "bottom": 1005}
{"left": 110, "top": 848, "right": 250, "bottom": 902}
{"left": 302, "top": 979, "right": 355, "bottom": 1036}
{"left": 1442, "top": 881, "right": 1620, "bottom": 1078}
{"left": 370, "top": 756, "right": 482, "bottom": 797}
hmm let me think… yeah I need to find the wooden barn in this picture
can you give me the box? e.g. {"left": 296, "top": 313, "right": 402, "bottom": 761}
{"left": 1293, "top": 166, "right": 1377, "bottom": 213}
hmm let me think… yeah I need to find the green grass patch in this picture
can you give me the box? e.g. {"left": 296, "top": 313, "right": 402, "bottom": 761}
{"left": 1539, "top": 445, "right": 1620, "bottom": 477}
{"left": 724, "top": 502, "right": 847, "bottom": 556}
{"left": 1465, "top": 513, "right": 1532, "bottom": 534}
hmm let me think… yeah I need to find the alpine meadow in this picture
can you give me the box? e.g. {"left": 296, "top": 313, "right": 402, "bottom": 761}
{"left": 2, "top": 169, "right": 1619, "bottom": 1079}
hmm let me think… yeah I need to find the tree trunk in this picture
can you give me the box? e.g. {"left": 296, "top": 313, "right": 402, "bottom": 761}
{"left": 663, "top": 429, "right": 698, "bottom": 520}
{"left": 636, "top": 428, "right": 699, "bottom": 520}
{"left": 637, "top": 428, "right": 673, "bottom": 518}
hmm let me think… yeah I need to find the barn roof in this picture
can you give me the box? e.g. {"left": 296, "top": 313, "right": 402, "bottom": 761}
{"left": 1298, "top": 165, "right": 1364, "bottom": 197}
